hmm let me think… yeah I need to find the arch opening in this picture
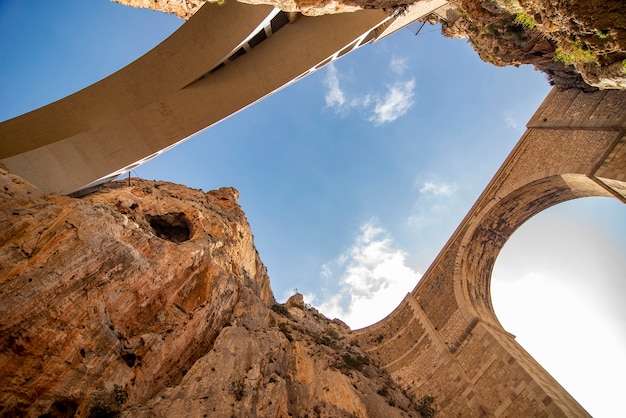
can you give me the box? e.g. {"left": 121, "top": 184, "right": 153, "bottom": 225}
{"left": 455, "top": 173, "right": 617, "bottom": 327}
{"left": 491, "top": 197, "right": 626, "bottom": 418}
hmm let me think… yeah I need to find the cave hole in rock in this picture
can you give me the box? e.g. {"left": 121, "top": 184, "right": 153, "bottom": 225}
{"left": 121, "top": 352, "right": 137, "bottom": 368}
{"left": 39, "top": 399, "right": 78, "bottom": 418}
{"left": 146, "top": 212, "right": 191, "bottom": 243}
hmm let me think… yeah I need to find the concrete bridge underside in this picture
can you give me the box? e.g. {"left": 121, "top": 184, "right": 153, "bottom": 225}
{"left": 356, "top": 87, "right": 626, "bottom": 417}
{"left": 0, "top": 2, "right": 393, "bottom": 195}
{"left": 0, "top": 0, "right": 450, "bottom": 195}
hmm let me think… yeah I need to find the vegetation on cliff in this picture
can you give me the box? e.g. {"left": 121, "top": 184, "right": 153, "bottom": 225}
{"left": 432, "top": 0, "right": 626, "bottom": 90}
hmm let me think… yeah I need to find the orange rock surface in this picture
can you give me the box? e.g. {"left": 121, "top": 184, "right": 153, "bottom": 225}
{"left": 0, "top": 169, "right": 422, "bottom": 417}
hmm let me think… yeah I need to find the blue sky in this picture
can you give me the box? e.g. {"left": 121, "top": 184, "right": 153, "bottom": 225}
{"left": 1, "top": 1, "right": 624, "bottom": 416}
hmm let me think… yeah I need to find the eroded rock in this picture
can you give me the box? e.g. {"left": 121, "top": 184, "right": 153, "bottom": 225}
{"left": 436, "top": 0, "right": 626, "bottom": 89}
{"left": 0, "top": 170, "right": 424, "bottom": 417}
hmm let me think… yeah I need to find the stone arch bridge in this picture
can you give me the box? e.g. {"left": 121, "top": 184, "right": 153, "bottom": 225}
{"left": 354, "top": 87, "right": 626, "bottom": 416}
{"left": 0, "top": 1, "right": 625, "bottom": 416}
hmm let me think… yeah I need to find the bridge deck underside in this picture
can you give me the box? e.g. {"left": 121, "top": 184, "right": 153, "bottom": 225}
{"left": 0, "top": 2, "right": 389, "bottom": 195}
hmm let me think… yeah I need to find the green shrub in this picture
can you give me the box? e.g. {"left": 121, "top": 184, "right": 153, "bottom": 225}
{"left": 87, "top": 386, "right": 127, "bottom": 418}
{"left": 112, "top": 385, "right": 128, "bottom": 406}
{"left": 514, "top": 13, "right": 536, "bottom": 29}
{"left": 554, "top": 42, "right": 596, "bottom": 64}
{"left": 271, "top": 304, "right": 289, "bottom": 316}
{"left": 415, "top": 395, "right": 437, "bottom": 417}
{"left": 326, "top": 328, "right": 340, "bottom": 340}
{"left": 315, "top": 335, "right": 334, "bottom": 347}
{"left": 595, "top": 30, "right": 609, "bottom": 39}
{"left": 342, "top": 353, "right": 370, "bottom": 371}
{"left": 229, "top": 379, "right": 245, "bottom": 401}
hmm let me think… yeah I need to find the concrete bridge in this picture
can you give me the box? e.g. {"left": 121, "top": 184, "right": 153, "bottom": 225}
{"left": 355, "top": 87, "right": 626, "bottom": 416}
{"left": 0, "top": 0, "right": 448, "bottom": 195}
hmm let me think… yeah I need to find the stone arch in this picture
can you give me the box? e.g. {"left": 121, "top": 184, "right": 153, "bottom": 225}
{"left": 355, "top": 89, "right": 625, "bottom": 416}
{"left": 453, "top": 173, "right": 618, "bottom": 329}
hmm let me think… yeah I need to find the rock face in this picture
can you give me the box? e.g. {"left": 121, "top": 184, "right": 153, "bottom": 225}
{"left": 113, "top": 0, "right": 625, "bottom": 89}
{"left": 437, "top": 0, "right": 626, "bottom": 89}
{"left": 112, "top": 0, "right": 209, "bottom": 19}
{"left": 0, "top": 169, "right": 427, "bottom": 417}
{"left": 112, "top": 0, "right": 383, "bottom": 18}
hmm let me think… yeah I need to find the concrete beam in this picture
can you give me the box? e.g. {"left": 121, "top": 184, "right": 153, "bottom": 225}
{"left": 0, "top": 2, "right": 386, "bottom": 194}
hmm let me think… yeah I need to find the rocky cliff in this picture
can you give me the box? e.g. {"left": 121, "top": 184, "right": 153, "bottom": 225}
{"left": 436, "top": 0, "right": 626, "bottom": 90}
{"left": 113, "top": 0, "right": 625, "bottom": 90}
{"left": 0, "top": 168, "right": 432, "bottom": 417}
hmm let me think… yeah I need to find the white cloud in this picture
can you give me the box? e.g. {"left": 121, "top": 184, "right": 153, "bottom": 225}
{"left": 408, "top": 180, "right": 456, "bottom": 229}
{"left": 311, "top": 220, "right": 421, "bottom": 329}
{"left": 323, "top": 63, "right": 346, "bottom": 110}
{"left": 420, "top": 180, "right": 454, "bottom": 197}
{"left": 370, "top": 79, "right": 416, "bottom": 125}
{"left": 321, "top": 65, "right": 415, "bottom": 125}
{"left": 390, "top": 56, "right": 408, "bottom": 75}
{"left": 349, "top": 94, "right": 372, "bottom": 109}
{"left": 504, "top": 111, "right": 523, "bottom": 131}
